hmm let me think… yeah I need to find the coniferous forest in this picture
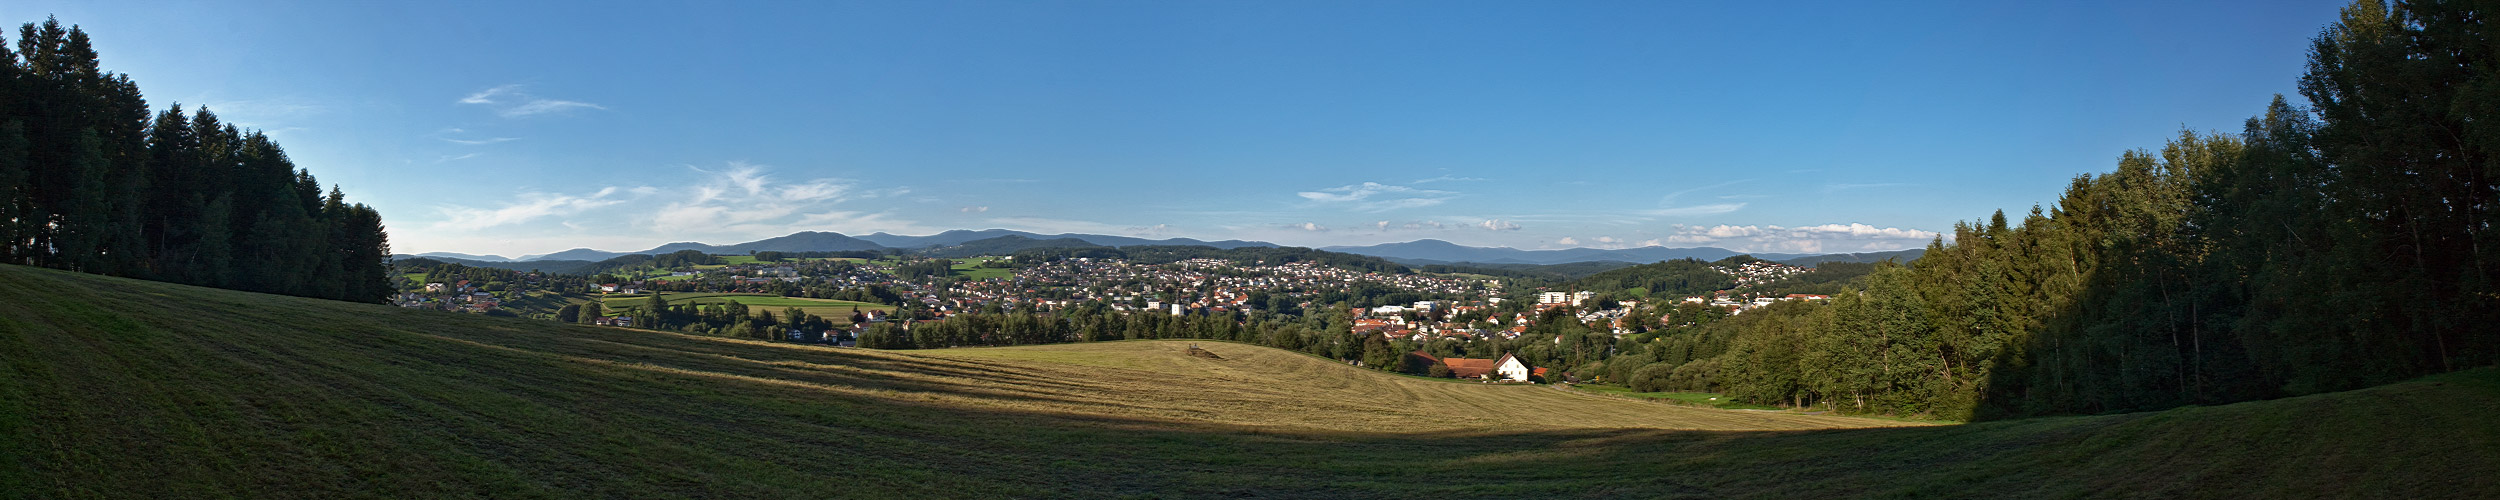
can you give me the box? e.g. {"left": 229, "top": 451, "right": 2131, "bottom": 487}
{"left": 0, "top": 18, "right": 391, "bottom": 303}
{"left": 1637, "top": 0, "right": 2500, "bottom": 419}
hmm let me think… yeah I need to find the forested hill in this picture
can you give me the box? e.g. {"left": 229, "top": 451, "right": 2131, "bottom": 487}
{"left": 1620, "top": 0, "right": 2500, "bottom": 421}
{"left": 1564, "top": 258, "right": 1736, "bottom": 297}
{"left": 0, "top": 17, "right": 390, "bottom": 302}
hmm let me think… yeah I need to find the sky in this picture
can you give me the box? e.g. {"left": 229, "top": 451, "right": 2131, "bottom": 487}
{"left": 5, "top": 0, "right": 2352, "bottom": 258}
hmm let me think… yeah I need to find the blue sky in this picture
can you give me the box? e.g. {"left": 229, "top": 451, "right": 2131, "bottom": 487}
{"left": 7, "top": 1, "right": 2349, "bottom": 257}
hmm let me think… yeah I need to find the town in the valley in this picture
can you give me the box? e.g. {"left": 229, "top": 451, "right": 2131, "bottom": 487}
{"left": 387, "top": 243, "right": 1853, "bottom": 382}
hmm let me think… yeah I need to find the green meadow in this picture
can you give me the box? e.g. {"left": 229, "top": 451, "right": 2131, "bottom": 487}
{"left": 949, "top": 256, "right": 1013, "bottom": 280}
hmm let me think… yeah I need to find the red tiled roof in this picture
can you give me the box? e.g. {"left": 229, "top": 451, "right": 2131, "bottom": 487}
{"left": 1441, "top": 357, "right": 1498, "bottom": 378}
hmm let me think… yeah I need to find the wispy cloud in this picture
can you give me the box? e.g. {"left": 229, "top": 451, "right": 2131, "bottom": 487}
{"left": 443, "top": 136, "right": 520, "bottom": 145}
{"left": 435, "top": 153, "right": 481, "bottom": 163}
{"left": 459, "top": 84, "right": 605, "bottom": 118}
{"left": 1478, "top": 219, "right": 1520, "bottom": 231}
{"left": 1654, "top": 223, "right": 1941, "bottom": 253}
{"left": 650, "top": 162, "right": 854, "bottom": 235}
{"left": 1296, "top": 182, "right": 1454, "bottom": 212}
{"left": 430, "top": 186, "right": 633, "bottom": 230}
{"left": 960, "top": 206, "right": 990, "bottom": 213}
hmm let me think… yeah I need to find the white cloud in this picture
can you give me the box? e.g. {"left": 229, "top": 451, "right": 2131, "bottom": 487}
{"left": 1651, "top": 223, "right": 1942, "bottom": 254}
{"left": 430, "top": 186, "right": 632, "bottom": 231}
{"left": 1478, "top": 219, "right": 1520, "bottom": 231}
{"left": 1558, "top": 237, "right": 1580, "bottom": 245}
{"left": 459, "top": 84, "right": 605, "bottom": 118}
{"left": 400, "top": 163, "right": 943, "bottom": 256}
{"left": 1297, "top": 222, "right": 1329, "bottom": 232}
{"left": 459, "top": 85, "right": 518, "bottom": 105}
{"left": 1296, "top": 182, "right": 1454, "bottom": 212}
{"left": 960, "top": 206, "right": 990, "bottom": 213}
{"left": 443, "top": 137, "right": 519, "bottom": 145}
{"left": 649, "top": 162, "right": 858, "bottom": 236}
{"left": 1597, "top": 236, "right": 1618, "bottom": 244}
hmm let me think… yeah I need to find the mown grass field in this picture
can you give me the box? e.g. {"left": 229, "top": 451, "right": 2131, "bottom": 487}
{"left": 599, "top": 292, "right": 892, "bottom": 323}
{"left": 3, "top": 263, "right": 2495, "bottom": 498}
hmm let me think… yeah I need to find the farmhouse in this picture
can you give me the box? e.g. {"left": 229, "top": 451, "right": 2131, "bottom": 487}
{"left": 1442, "top": 356, "right": 1498, "bottom": 379}
{"left": 1492, "top": 353, "right": 1532, "bottom": 382}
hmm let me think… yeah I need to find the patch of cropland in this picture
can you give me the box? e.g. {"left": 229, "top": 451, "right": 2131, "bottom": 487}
{"left": 2, "top": 264, "right": 2493, "bottom": 498}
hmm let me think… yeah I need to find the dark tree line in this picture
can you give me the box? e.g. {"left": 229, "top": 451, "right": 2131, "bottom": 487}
{"left": 0, "top": 17, "right": 389, "bottom": 302}
{"left": 1616, "top": 0, "right": 2500, "bottom": 420}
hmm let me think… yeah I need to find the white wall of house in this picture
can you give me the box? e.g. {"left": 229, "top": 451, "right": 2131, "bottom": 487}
{"left": 1496, "top": 355, "right": 1531, "bottom": 382}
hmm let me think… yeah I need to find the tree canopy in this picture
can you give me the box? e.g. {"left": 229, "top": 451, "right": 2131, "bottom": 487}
{"left": 0, "top": 17, "right": 390, "bottom": 302}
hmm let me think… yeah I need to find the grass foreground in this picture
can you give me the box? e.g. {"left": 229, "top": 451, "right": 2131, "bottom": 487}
{"left": 2, "top": 264, "right": 2495, "bottom": 498}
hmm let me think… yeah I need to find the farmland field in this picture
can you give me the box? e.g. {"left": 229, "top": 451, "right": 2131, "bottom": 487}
{"left": 4, "top": 264, "right": 2494, "bottom": 498}
{"left": 949, "top": 256, "right": 1013, "bottom": 280}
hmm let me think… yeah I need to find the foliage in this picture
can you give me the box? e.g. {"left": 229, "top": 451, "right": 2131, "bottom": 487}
{"left": 1564, "top": 258, "right": 1735, "bottom": 297}
{"left": 1606, "top": 0, "right": 2500, "bottom": 419}
{"left": 0, "top": 17, "right": 391, "bottom": 302}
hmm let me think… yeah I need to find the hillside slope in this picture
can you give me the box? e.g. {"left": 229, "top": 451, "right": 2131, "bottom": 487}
{"left": 2, "top": 264, "right": 2493, "bottom": 498}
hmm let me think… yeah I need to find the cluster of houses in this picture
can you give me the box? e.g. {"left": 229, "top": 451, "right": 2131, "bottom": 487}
{"left": 983, "top": 258, "right": 1499, "bottom": 317}
{"left": 395, "top": 280, "right": 503, "bottom": 313}
{"left": 1681, "top": 292, "right": 1831, "bottom": 315}
{"left": 1724, "top": 260, "right": 1810, "bottom": 287}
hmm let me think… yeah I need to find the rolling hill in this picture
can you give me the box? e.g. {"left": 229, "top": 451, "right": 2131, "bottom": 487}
{"left": 919, "top": 235, "right": 1111, "bottom": 259}
{"left": 858, "top": 229, "right": 1277, "bottom": 250}
{"left": 6, "top": 264, "right": 2491, "bottom": 498}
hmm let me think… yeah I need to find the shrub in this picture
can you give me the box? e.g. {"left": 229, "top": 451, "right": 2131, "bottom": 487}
{"left": 1630, "top": 363, "right": 1678, "bottom": 392}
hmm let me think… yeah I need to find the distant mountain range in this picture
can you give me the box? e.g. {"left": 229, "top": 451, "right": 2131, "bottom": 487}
{"left": 407, "top": 231, "right": 1920, "bottom": 266}
{"left": 855, "top": 229, "right": 1275, "bottom": 250}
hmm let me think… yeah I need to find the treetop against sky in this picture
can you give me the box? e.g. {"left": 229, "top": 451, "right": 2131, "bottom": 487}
{"left": 4, "top": 0, "right": 2347, "bottom": 256}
